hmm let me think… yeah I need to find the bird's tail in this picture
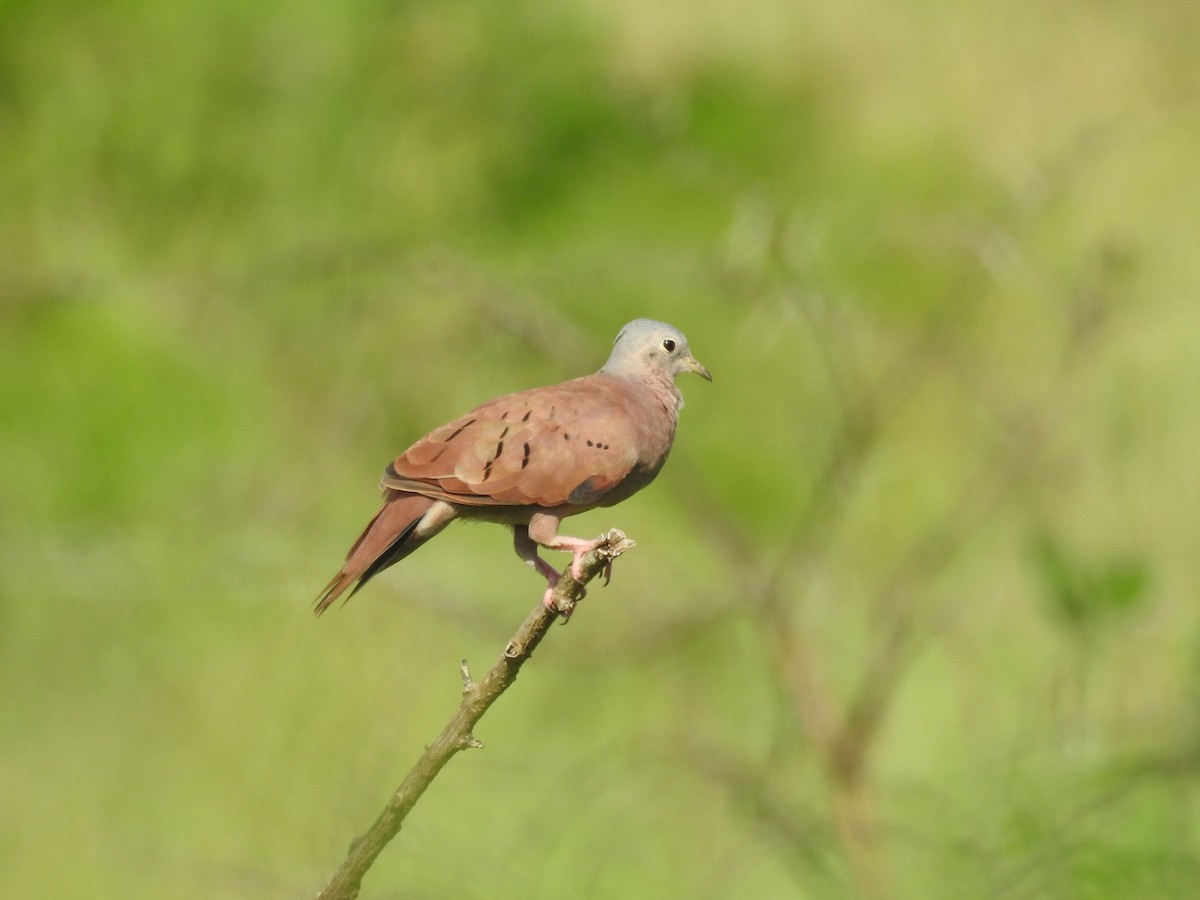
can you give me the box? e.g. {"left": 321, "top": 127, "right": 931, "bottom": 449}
{"left": 314, "top": 493, "right": 437, "bottom": 615}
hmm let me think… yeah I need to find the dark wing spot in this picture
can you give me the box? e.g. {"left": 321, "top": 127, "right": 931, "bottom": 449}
{"left": 586, "top": 439, "right": 593, "bottom": 447}
{"left": 521, "top": 442, "right": 531, "bottom": 468}
{"left": 483, "top": 428, "right": 509, "bottom": 482}
{"left": 492, "top": 426, "right": 511, "bottom": 462}
{"left": 522, "top": 409, "right": 533, "bottom": 422}
{"left": 445, "top": 418, "right": 475, "bottom": 442}
{"left": 563, "top": 433, "right": 570, "bottom": 440}
{"left": 430, "top": 447, "right": 446, "bottom": 463}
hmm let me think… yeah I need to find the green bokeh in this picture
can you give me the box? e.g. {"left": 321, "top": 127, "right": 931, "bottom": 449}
{"left": 3, "top": 1, "right": 1200, "bottom": 897}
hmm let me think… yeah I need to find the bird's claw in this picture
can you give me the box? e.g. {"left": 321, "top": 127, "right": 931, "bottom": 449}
{"left": 542, "top": 584, "right": 584, "bottom": 621}
{"left": 569, "top": 549, "right": 613, "bottom": 583}
{"left": 541, "top": 535, "right": 621, "bottom": 617}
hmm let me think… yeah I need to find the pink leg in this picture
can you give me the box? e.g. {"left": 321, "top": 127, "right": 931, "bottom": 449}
{"left": 514, "top": 525, "right": 575, "bottom": 610}
{"left": 527, "top": 514, "right": 613, "bottom": 584}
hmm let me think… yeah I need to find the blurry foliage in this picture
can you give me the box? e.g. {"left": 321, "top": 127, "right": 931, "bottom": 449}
{"left": 1030, "top": 530, "right": 1151, "bottom": 633}
{"left": 0, "top": 299, "right": 250, "bottom": 525}
{"left": 2, "top": 0, "right": 1200, "bottom": 898}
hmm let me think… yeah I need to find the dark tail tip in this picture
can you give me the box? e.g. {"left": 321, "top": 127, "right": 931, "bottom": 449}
{"left": 313, "top": 501, "right": 427, "bottom": 617}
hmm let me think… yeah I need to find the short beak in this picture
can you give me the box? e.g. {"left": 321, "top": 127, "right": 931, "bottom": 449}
{"left": 684, "top": 354, "right": 712, "bottom": 382}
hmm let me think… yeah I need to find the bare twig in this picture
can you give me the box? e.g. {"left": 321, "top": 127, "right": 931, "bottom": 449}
{"left": 315, "top": 529, "right": 636, "bottom": 900}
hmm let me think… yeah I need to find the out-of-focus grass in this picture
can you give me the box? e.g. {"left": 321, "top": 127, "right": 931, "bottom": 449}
{"left": 3, "top": 0, "right": 1200, "bottom": 897}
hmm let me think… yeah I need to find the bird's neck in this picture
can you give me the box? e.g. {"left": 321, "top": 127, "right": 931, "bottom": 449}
{"left": 638, "top": 371, "right": 685, "bottom": 413}
{"left": 596, "top": 366, "right": 683, "bottom": 419}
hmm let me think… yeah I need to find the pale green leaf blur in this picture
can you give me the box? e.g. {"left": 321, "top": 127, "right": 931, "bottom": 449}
{"left": 3, "top": 0, "right": 1200, "bottom": 897}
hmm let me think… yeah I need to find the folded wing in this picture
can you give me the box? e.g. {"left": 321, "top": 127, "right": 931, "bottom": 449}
{"left": 382, "top": 374, "right": 645, "bottom": 509}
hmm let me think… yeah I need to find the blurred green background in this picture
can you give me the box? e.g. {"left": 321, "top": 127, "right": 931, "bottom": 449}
{"left": 4, "top": 0, "right": 1200, "bottom": 897}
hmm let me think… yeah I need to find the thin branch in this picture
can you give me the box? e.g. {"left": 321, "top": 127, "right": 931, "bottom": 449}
{"left": 315, "top": 529, "right": 636, "bottom": 900}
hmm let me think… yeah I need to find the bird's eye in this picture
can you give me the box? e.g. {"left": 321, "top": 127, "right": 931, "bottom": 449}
{"left": 662, "top": 339, "right": 676, "bottom": 353}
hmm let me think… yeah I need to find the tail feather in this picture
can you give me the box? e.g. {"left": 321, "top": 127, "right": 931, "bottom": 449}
{"left": 314, "top": 493, "right": 437, "bottom": 615}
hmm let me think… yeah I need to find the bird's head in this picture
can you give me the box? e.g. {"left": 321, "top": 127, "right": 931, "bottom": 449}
{"left": 602, "top": 319, "right": 712, "bottom": 384}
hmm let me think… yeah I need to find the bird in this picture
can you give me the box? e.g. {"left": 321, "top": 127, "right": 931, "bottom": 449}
{"left": 314, "top": 318, "right": 711, "bottom": 615}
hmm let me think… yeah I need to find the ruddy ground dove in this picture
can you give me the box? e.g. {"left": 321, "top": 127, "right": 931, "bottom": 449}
{"left": 314, "top": 319, "right": 711, "bottom": 614}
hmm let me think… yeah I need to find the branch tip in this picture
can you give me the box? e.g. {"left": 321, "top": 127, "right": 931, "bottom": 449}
{"left": 545, "top": 529, "right": 637, "bottom": 617}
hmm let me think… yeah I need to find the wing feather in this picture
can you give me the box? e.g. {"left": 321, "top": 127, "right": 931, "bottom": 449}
{"left": 381, "top": 374, "right": 647, "bottom": 509}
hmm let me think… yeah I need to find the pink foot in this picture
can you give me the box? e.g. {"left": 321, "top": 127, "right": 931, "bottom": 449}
{"left": 518, "top": 527, "right": 613, "bottom": 614}
{"left": 558, "top": 537, "right": 604, "bottom": 582}
{"left": 569, "top": 550, "right": 613, "bottom": 585}
{"left": 542, "top": 583, "right": 586, "bottom": 619}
